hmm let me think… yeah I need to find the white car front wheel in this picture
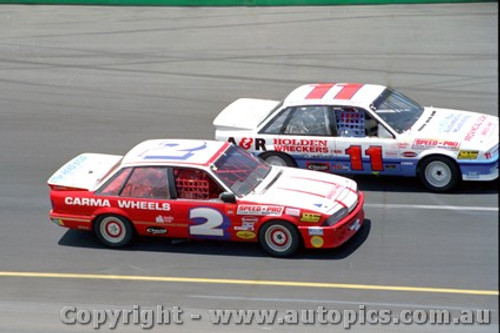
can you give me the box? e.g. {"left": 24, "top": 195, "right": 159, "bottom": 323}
{"left": 419, "top": 156, "right": 460, "bottom": 192}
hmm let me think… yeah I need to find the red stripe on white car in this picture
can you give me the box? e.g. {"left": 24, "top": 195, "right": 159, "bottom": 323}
{"left": 334, "top": 83, "right": 363, "bottom": 100}
{"left": 306, "top": 83, "right": 335, "bottom": 99}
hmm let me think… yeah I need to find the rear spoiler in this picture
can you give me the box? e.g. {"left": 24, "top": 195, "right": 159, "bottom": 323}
{"left": 47, "top": 153, "right": 122, "bottom": 191}
{"left": 213, "top": 98, "right": 281, "bottom": 131}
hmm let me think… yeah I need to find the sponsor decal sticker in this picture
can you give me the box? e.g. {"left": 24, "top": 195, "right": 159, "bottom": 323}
{"left": 285, "top": 208, "right": 301, "bottom": 217}
{"left": 326, "top": 185, "right": 345, "bottom": 200}
{"left": 51, "top": 218, "right": 64, "bottom": 226}
{"left": 273, "top": 138, "right": 329, "bottom": 154}
{"left": 234, "top": 222, "right": 255, "bottom": 231}
{"left": 237, "top": 205, "right": 284, "bottom": 216}
{"left": 465, "top": 171, "right": 480, "bottom": 179}
{"left": 155, "top": 215, "right": 174, "bottom": 223}
{"left": 465, "top": 115, "right": 487, "bottom": 142}
{"left": 228, "top": 137, "right": 266, "bottom": 151}
{"left": 402, "top": 151, "right": 417, "bottom": 158}
{"left": 398, "top": 143, "right": 409, "bottom": 149}
{"left": 49, "top": 155, "right": 88, "bottom": 183}
{"left": 234, "top": 217, "right": 257, "bottom": 231}
{"left": 310, "top": 236, "right": 324, "bottom": 248}
{"left": 118, "top": 200, "right": 170, "bottom": 211}
{"left": 65, "top": 197, "right": 111, "bottom": 208}
{"left": 412, "top": 138, "right": 459, "bottom": 151}
{"left": 64, "top": 197, "right": 171, "bottom": 211}
{"left": 300, "top": 212, "right": 322, "bottom": 223}
{"left": 331, "top": 163, "right": 349, "bottom": 171}
{"left": 236, "top": 231, "right": 256, "bottom": 240}
{"left": 457, "top": 150, "right": 478, "bottom": 160}
{"left": 384, "top": 150, "right": 399, "bottom": 157}
{"left": 308, "top": 227, "right": 324, "bottom": 236}
{"left": 306, "top": 162, "right": 330, "bottom": 172}
{"left": 348, "top": 219, "right": 361, "bottom": 231}
{"left": 241, "top": 216, "right": 258, "bottom": 224}
{"left": 485, "top": 146, "right": 498, "bottom": 159}
{"left": 437, "top": 114, "right": 471, "bottom": 134}
{"left": 146, "top": 226, "right": 167, "bottom": 235}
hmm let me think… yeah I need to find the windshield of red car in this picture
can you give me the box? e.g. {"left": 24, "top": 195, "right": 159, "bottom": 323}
{"left": 370, "top": 89, "right": 424, "bottom": 134}
{"left": 211, "top": 146, "right": 271, "bottom": 197}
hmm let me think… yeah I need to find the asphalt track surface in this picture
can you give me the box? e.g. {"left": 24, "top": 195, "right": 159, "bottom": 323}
{"left": 0, "top": 3, "right": 498, "bottom": 332}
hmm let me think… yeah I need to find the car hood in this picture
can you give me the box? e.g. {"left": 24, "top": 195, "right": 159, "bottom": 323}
{"left": 243, "top": 166, "right": 359, "bottom": 215}
{"left": 408, "top": 107, "right": 498, "bottom": 148}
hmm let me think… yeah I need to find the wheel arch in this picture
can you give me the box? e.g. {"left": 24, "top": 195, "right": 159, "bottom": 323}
{"left": 416, "top": 152, "right": 461, "bottom": 177}
{"left": 258, "top": 151, "right": 297, "bottom": 167}
{"left": 91, "top": 210, "right": 136, "bottom": 233}
{"left": 257, "top": 218, "right": 303, "bottom": 244}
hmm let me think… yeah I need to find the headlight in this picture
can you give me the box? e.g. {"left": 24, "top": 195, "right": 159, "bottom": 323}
{"left": 324, "top": 207, "right": 348, "bottom": 226}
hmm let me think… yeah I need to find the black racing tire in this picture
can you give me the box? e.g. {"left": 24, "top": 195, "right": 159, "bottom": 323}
{"left": 259, "top": 221, "right": 300, "bottom": 257}
{"left": 418, "top": 156, "right": 460, "bottom": 192}
{"left": 94, "top": 215, "right": 134, "bottom": 248}
{"left": 259, "top": 152, "right": 297, "bottom": 167}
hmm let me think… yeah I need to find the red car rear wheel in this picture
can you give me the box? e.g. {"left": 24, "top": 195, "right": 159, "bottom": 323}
{"left": 95, "top": 215, "right": 134, "bottom": 248}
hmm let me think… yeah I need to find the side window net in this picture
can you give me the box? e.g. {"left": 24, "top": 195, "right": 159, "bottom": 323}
{"left": 336, "top": 109, "right": 365, "bottom": 137}
{"left": 174, "top": 169, "right": 220, "bottom": 200}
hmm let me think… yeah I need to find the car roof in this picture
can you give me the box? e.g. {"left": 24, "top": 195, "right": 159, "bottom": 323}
{"left": 283, "top": 83, "right": 386, "bottom": 108}
{"left": 122, "top": 139, "right": 229, "bottom": 167}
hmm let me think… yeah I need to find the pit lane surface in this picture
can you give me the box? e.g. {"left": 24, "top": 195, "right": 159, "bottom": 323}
{"left": 0, "top": 3, "right": 498, "bottom": 332}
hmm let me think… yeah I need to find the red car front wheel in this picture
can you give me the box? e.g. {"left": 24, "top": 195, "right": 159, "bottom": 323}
{"left": 259, "top": 221, "right": 300, "bottom": 257}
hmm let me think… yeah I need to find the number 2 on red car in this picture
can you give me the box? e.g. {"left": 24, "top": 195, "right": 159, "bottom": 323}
{"left": 189, "top": 207, "right": 230, "bottom": 239}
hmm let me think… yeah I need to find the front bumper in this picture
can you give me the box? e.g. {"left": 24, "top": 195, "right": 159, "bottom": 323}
{"left": 459, "top": 157, "right": 499, "bottom": 181}
{"left": 299, "top": 191, "right": 365, "bottom": 249}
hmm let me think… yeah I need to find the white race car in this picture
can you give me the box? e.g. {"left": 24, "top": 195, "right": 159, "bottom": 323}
{"left": 214, "top": 83, "right": 498, "bottom": 192}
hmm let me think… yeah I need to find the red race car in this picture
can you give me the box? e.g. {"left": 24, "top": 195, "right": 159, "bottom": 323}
{"left": 48, "top": 139, "right": 365, "bottom": 257}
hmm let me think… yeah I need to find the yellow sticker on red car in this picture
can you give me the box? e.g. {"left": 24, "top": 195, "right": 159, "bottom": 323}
{"left": 300, "top": 212, "right": 321, "bottom": 223}
{"left": 310, "top": 236, "right": 324, "bottom": 248}
{"left": 236, "top": 231, "right": 256, "bottom": 240}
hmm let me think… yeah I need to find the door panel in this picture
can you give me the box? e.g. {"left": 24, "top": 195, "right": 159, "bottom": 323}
{"left": 332, "top": 108, "right": 401, "bottom": 175}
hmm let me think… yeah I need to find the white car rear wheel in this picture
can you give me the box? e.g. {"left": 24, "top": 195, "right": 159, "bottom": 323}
{"left": 260, "top": 152, "right": 296, "bottom": 167}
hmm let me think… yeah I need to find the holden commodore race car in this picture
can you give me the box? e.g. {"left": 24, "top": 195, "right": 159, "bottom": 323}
{"left": 48, "top": 139, "right": 364, "bottom": 257}
{"left": 213, "top": 83, "right": 499, "bottom": 192}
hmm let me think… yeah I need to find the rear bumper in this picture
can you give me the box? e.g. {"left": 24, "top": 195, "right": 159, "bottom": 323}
{"left": 299, "top": 192, "right": 365, "bottom": 249}
{"left": 49, "top": 210, "right": 93, "bottom": 231}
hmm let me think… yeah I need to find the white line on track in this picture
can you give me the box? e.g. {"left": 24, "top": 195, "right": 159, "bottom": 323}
{"left": 365, "top": 204, "right": 498, "bottom": 212}
{"left": 189, "top": 295, "right": 496, "bottom": 312}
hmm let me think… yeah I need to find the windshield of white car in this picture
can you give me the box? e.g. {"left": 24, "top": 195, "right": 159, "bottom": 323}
{"left": 370, "top": 89, "right": 424, "bottom": 134}
{"left": 212, "top": 146, "right": 271, "bottom": 197}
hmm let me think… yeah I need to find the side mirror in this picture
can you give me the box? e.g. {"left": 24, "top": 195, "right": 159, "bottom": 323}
{"left": 219, "top": 192, "right": 236, "bottom": 204}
